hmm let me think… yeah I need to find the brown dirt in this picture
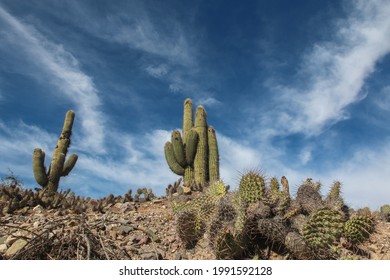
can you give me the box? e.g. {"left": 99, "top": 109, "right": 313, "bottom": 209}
{"left": 1, "top": 197, "right": 389, "bottom": 260}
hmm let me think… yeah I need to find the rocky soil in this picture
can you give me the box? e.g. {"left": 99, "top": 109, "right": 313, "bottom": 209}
{"left": 1, "top": 196, "right": 390, "bottom": 260}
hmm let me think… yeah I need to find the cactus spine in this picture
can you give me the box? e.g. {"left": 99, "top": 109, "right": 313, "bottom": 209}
{"left": 32, "top": 110, "right": 78, "bottom": 193}
{"left": 164, "top": 98, "right": 220, "bottom": 187}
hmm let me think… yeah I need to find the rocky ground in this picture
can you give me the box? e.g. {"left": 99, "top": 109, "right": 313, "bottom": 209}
{"left": 1, "top": 196, "right": 390, "bottom": 260}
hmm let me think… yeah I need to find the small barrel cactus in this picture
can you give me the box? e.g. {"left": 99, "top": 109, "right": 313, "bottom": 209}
{"left": 302, "top": 207, "right": 344, "bottom": 259}
{"left": 238, "top": 170, "right": 266, "bottom": 203}
{"left": 344, "top": 215, "right": 375, "bottom": 244}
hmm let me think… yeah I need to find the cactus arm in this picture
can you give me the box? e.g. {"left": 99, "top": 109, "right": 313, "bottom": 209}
{"left": 183, "top": 98, "right": 193, "bottom": 137}
{"left": 207, "top": 126, "right": 219, "bottom": 182}
{"left": 47, "top": 153, "right": 66, "bottom": 193}
{"left": 164, "top": 142, "right": 185, "bottom": 176}
{"left": 171, "top": 130, "right": 186, "bottom": 168}
{"left": 32, "top": 148, "right": 48, "bottom": 187}
{"left": 194, "top": 105, "right": 209, "bottom": 186}
{"left": 185, "top": 128, "right": 198, "bottom": 165}
{"left": 62, "top": 154, "right": 78, "bottom": 176}
{"left": 62, "top": 110, "right": 75, "bottom": 138}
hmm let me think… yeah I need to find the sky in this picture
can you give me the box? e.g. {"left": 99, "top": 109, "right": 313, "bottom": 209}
{"left": 0, "top": 0, "right": 389, "bottom": 210}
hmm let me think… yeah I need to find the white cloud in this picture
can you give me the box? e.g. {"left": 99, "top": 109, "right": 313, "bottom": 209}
{"left": 145, "top": 64, "right": 169, "bottom": 78}
{"left": 327, "top": 143, "right": 390, "bottom": 210}
{"left": 112, "top": 18, "right": 194, "bottom": 67}
{"left": 218, "top": 133, "right": 263, "bottom": 188}
{"left": 0, "top": 6, "right": 105, "bottom": 152}
{"left": 299, "top": 147, "right": 312, "bottom": 165}
{"left": 0, "top": 121, "right": 57, "bottom": 182}
{"left": 196, "top": 97, "right": 222, "bottom": 107}
{"left": 374, "top": 85, "right": 390, "bottom": 111}
{"left": 264, "top": 0, "right": 390, "bottom": 136}
{"left": 74, "top": 129, "right": 176, "bottom": 196}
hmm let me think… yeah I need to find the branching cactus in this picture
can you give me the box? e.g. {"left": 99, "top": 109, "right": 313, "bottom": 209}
{"left": 32, "top": 110, "right": 78, "bottom": 193}
{"left": 164, "top": 98, "right": 220, "bottom": 187}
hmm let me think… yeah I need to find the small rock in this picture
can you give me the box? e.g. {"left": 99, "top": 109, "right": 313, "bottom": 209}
{"left": 175, "top": 253, "right": 188, "bottom": 260}
{"left": 110, "top": 231, "right": 117, "bottom": 240}
{"left": 0, "top": 236, "right": 7, "bottom": 245}
{"left": 5, "top": 239, "right": 28, "bottom": 257}
{"left": 120, "top": 225, "right": 133, "bottom": 235}
{"left": 141, "top": 252, "right": 161, "bottom": 260}
{"left": 33, "top": 205, "right": 43, "bottom": 213}
{"left": 5, "top": 236, "right": 18, "bottom": 246}
{"left": 0, "top": 244, "right": 7, "bottom": 253}
{"left": 138, "top": 236, "right": 150, "bottom": 245}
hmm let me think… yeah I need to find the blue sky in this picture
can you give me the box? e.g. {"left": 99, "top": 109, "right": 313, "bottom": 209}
{"left": 0, "top": 0, "right": 389, "bottom": 210}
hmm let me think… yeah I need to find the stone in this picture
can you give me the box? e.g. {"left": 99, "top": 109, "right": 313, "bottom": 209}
{"left": 33, "top": 205, "right": 43, "bottom": 213}
{"left": 120, "top": 225, "right": 133, "bottom": 235}
{"left": 141, "top": 252, "right": 160, "bottom": 260}
{"left": 5, "top": 236, "right": 18, "bottom": 246}
{"left": 0, "top": 236, "right": 7, "bottom": 245}
{"left": 0, "top": 244, "right": 7, "bottom": 254}
{"left": 5, "top": 239, "right": 28, "bottom": 257}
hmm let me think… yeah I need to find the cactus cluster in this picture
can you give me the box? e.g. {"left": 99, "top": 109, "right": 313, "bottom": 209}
{"left": 0, "top": 179, "right": 156, "bottom": 215}
{"left": 164, "top": 98, "right": 219, "bottom": 188}
{"left": 173, "top": 172, "right": 377, "bottom": 259}
{"left": 32, "top": 110, "right": 78, "bottom": 193}
{"left": 134, "top": 187, "right": 156, "bottom": 202}
{"left": 380, "top": 204, "right": 390, "bottom": 221}
{"left": 174, "top": 180, "right": 228, "bottom": 248}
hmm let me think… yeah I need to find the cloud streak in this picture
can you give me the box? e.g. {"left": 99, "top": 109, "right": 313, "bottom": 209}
{"left": 263, "top": 0, "right": 390, "bottom": 136}
{"left": 0, "top": 5, "right": 105, "bottom": 152}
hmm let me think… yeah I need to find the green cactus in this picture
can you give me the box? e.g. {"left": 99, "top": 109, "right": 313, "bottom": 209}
{"left": 344, "top": 215, "right": 375, "bottom": 244}
{"left": 324, "top": 181, "right": 347, "bottom": 215}
{"left": 32, "top": 110, "right": 78, "bottom": 193}
{"left": 194, "top": 105, "right": 208, "bottom": 186}
{"left": 380, "top": 204, "right": 390, "bottom": 221}
{"left": 164, "top": 98, "right": 220, "bottom": 187}
{"left": 175, "top": 180, "right": 227, "bottom": 247}
{"left": 212, "top": 226, "right": 245, "bottom": 260}
{"left": 328, "top": 181, "right": 342, "bottom": 199}
{"left": 176, "top": 209, "right": 206, "bottom": 248}
{"left": 207, "top": 126, "right": 219, "bottom": 182}
{"left": 302, "top": 207, "right": 344, "bottom": 259}
{"left": 238, "top": 170, "right": 266, "bottom": 203}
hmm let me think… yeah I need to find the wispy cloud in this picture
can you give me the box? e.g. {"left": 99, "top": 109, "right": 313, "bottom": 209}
{"left": 144, "top": 64, "right": 169, "bottom": 78}
{"left": 263, "top": 0, "right": 390, "bottom": 136}
{"left": 327, "top": 143, "right": 390, "bottom": 210}
{"left": 112, "top": 17, "right": 194, "bottom": 67}
{"left": 74, "top": 129, "right": 177, "bottom": 196}
{"left": 196, "top": 97, "right": 222, "bottom": 107}
{"left": 0, "top": 5, "right": 105, "bottom": 152}
{"left": 218, "top": 133, "right": 263, "bottom": 187}
{"left": 374, "top": 85, "right": 390, "bottom": 111}
{"left": 0, "top": 120, "right": 56, "bottom": 180}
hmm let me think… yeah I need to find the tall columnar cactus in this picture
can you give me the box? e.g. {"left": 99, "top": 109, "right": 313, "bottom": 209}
{"left": 208, "top": 126, "right": 219, "bottom": 182}
{"left": 164, "top": 98, "right": 220, "bottom": 187}
{"left": 32, "top": 110, "right": 78, "bottom": 193}
{"left": 194, "top": 105, "right": 208, "bottom": 185}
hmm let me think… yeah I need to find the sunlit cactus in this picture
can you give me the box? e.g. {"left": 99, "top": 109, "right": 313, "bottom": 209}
{"left": 32, "top": 110, "right": 78, "bottom": 193}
